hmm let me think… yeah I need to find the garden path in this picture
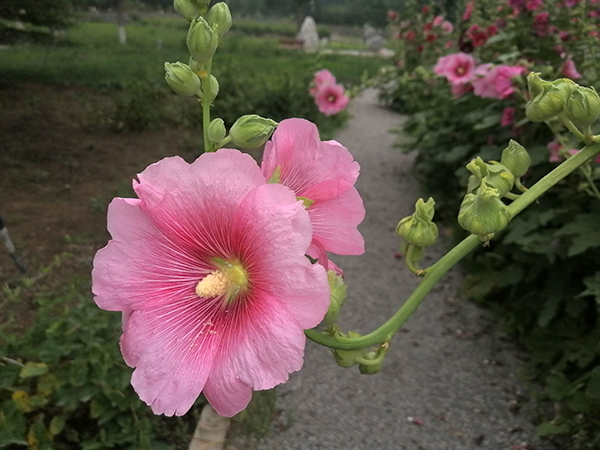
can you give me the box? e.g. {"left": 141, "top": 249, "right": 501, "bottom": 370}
{"left": 251, "top": 90, "right": 558, "bottom": 450}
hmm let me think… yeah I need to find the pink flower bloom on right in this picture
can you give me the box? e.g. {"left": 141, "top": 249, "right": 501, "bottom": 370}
{"left": 562, "top": 59, "right": 582, "bottom": 79}
{"left": 314, "top": 83, "right": 350, "bottom": 116}
{"left": 434, "top": 53, "right": 476, "bottom": 84}
{"left": 261, "top": 118, "right": 365, "bottom": 266}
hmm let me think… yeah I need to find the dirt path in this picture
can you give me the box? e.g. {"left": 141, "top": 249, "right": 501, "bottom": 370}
{"left": 251, "top": 90, "right": 557, "bottom": 450}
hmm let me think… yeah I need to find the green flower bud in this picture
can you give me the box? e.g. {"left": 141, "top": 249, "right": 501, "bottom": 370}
{"left": 188, "top": 56, "right": 204, "bottom": 74}
{"left": 174, "top": 0, "right": 199, "bottom": 21}
{"left": 230, "top": 115, "right": 278, "bottom": 148}
{"left": 164, "top": 62, "right": 201, "bottom": 96}
{"left": 484, "top": 163, "right": 514, "bottom": 197}
{"left": 207, "top": 118, "right": 226, "bottom": 143}
{"left": 466, "top": 157, "right": 489, "bottom": 194}
{"left": 332, "top": 331, "right": 366, "bottom": 368}
{"left": 458, "top": 182, "right": 510, "bottom": 236}
{"left": 323, "top": 270, "right": 347, "bottom": 324}
{"left": 500, "top": 140, "right": 531, "bottom": 178}
{"left": 564, "top": 86, "right": 600, "bottom": 128}
{"left": 395, "top": 198, "right": 438, "bottom": 248}
{"left": 525, "top": 73, "right": 575, "bottom": 122}
{"left": 187, "top": 17, "right": 219, "bottom": 63}
{"left": 206, "top": 2, "right": 232, "bottom": 37}
{"left": 358, "top": 352, "right": 383, "bottom": 375}
{"left": 200, "top": 74, "right": 219, "bottom": 103}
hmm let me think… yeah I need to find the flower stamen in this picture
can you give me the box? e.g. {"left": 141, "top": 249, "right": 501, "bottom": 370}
{"left": 195, "top": 262, "right": 248, "bottom": 300}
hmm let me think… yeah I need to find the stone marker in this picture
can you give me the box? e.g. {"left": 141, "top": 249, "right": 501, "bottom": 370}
{"left": 298, "top": 16, "right": 319, "bottom": 53}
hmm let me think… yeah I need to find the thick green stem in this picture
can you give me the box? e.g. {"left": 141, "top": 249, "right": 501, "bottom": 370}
{"left": 202, "top": 59, "right": 213, "bottom": 153}
{"left": 305, "top": 142, "right": 600, "bottom": 350}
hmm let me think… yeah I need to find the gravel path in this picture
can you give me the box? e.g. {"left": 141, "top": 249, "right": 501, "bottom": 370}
{"left": 251, "top": 90, "right": 557, "bottom": 450}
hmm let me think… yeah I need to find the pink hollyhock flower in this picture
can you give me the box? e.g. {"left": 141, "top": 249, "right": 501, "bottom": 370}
{"left": 405, "top": 30, "right": 416, "bottom": 41}
{"left": 501, "top": 107, "right": 516, "bottom": 126}
{"left": 310, "top": 69, "right": 336, "bottom": 96}
{"left": 463, "top": 1, "right": 474, "bottom": 20}
{"left": 426, "top": 33, "right": 437, "bottom": 42}
{"left": 487, "top": 24, "right": 498, "bottom": 36}
{"left": 525, "top": 0, "right": 543, "bottom": 10}
{"left": 313, "top": 83, "right": 350, "bottom": 116}
{"left": 471, "top": 64, "right": 499, "bottom": 98}
{"left": 388, "top": 11, "right": 398, "bottom": 20}
{"left": 92, "top": 150, "right": 330, "bottom": 417}
{"left": 433, "top": 15, "right": 444, "bottom": 26}
{"left": 451, "top": 82, "right": 474, "bottom": 97}
{"left": 423, "top": 22, "right": 433, "bottom": 32}
{"left": 442, "top": 21, "right": 454, "bottom": 33}
{"left": 494, "top": 65, "right": 525, "bottom": 99}
{"left": 562, "top": 59, "right": 582, "bottom": 79}
{"left": 422, "top": 6, "right": 430, "bottom": 14}
{"left": 434, "top": 53, "right": 476, "bottom": 84}
{"left": 261, "top": 119, "right": 365, "bottom": 262}
{"left": 547, "top": 139, "right": 562, "bottom": 162}
{"left": 563, "top": 0, "right": 579, "bottom": 6}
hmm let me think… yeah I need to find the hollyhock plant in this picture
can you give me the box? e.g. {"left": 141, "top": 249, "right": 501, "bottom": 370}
{"left": 261, "top": 118, "right": 365, "bottom": 264}
{"left": 92, "top": 149, "right": 331, "bottom": 417}
{"left": 562, "top": 59, "right": 582, "bottom": 79}
{"left": 313, "top": 83, "right": 350, "bottom": 116}
{"left": 434, "top": 53, "right": 477, "bottom": 84}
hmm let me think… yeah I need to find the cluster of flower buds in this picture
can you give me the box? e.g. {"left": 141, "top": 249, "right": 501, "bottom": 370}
{"left": 526, "top": 73, "right": 600, "bottom": 131}
{"left": 329, "top": 329, "right": 387, "bottom": 375}
{"left": 458, "top": 140, "right": 531, "bottom": 239}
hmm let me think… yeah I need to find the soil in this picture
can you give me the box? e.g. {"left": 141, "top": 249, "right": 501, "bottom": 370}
{"left": 0, "top": 82, "right": 203, "bottom": 285}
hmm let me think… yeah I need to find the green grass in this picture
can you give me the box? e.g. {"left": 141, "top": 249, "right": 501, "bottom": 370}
{"left": 0, "top": 19, "right": 386, "bottom": 90}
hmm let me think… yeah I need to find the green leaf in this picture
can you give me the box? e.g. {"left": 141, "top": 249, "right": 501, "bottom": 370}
{"left": 586, "top": 367, "right": 600, "bottom": 400}
{"left": 536, "top": 421, "right": 571, "bottom": 436}
{"left": 20, "top": 362, "right": 49, "bottom": 379}
{"left": 49, "top": 416, "right": 66, "bottom": 436}
{"left": 545, "top": 375, "right": 570, "bottom": 401}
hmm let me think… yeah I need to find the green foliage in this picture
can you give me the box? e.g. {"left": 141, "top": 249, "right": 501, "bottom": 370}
{"left": 232, "top": 19, "right": 330, "bottom": 39}
{"left": 0, "top": 260, "right": 201, "bottom": 450}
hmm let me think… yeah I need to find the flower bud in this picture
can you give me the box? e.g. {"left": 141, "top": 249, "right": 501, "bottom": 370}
{"left": 395, "top": 198, "right": 438, "bottom": 248}
{"left": 501, "top": 140, "right": 531, "bottom": 178}
{"left": 564, "top": 86, "right": 600, "bottom": 128}
{"left": 164, "top": 62, "right": 201, "bottom": 96}
{"left": 207, "top": 118, "right": 226, "bottom": 143}
{"left": 484, "top": 163, "right": 514, "bottom": 197}
{"left": 188, "top": 56, "right": 204, "bottom": 74}
{"left": 324, "top": 270, "right": 347, "bottom": 324}
{"left": 173, "top": 0, "right": 199, "bottom": 21}
{"left": 230, "top": 115, "right": 278, "bottom": 148}
{"left": 466, "top": 157, "right": 488, "bottom": 194}
{"left": 358, "top": 352, "right": 383, "bottom": 375}
{"left": 458, "top": 182, "right": 510, "bottom": 236}
{"left": 206, "top": 2, "right": 232, "bottom": 37}
{"left": 525, "top": 73, "right": 574, "bottom": 122}
{"left": 187, "top": 17, "right": 219, "bottom": 63}
{"left": 332, "top": 331, "right": 366, "bottom": 368}
{"left": 200, "top": 74, "right": 219, "bottom": 103}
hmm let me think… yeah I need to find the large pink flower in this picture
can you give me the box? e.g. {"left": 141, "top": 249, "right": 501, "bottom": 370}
{"left": 434, "top": 53, "right": 476, "bottom": 84}
{"left": 261, "top": 119, "right": 365, "bottom": 264}
{"left": 310, "top": 69, "right": 337, "bottom": 96}
{"left": 92, "top": 150, "right": 330, "bottom": 417}
{"left": 314, "top": 83, "right": 350, "bottom": 115}
{"left": 471, "top": 64, "right": 498, "bottom": 98}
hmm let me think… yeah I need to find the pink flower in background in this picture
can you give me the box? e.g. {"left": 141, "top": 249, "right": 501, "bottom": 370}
{"left": 434, "top": 53, "right": 476, "bottom": 84}
{"left": 501, "top": 107, "right": 516, "bottom": 126}
{"left": 487, "top": 24, "right": 498, "bottom": 36}
{"left": 494, "top": 65, "right": 525, "bottom": 98}
{"left": 433, "top": 15, "right": 444, "bottom": 26}
{"left": 563, "top": 0, "right": 580, "bottom": 6}
{"left": 562, "top": 59, "right": 582, "bottom": 79}
{"left": 261, "top": 119, "right": 365, "bottom": 263}
{"left": 471, "top": 64, "right": 498, "bottom": 98}
{"left": 442, "top": 21, "right": 454, "bottom": 33}
{"left": 92, "top": 150, "right": 330, "bottom": 417}
{"left": 463, "top": 1, "right": 474, "bottom": 20}
{"left": 451, "top": 82, "right": 474, "bottom": 97}
{"left": 405, "top": 30, "right": 416, "bottom": 41}
{"left": 313, "top": 83, "right": 350, "bottom": 115}
{"left": 547, "top": 139, "right": 562, "bottom": 162}
{"left": 525, "top": 0, "right": 543, "bottom": 10}
{"left": 310, "top": 69, "right": 336, "bottom": 95}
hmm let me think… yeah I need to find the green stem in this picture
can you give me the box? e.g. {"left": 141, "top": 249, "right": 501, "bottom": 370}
{"left": 559, "top": 114, "right": 587, "bottom": 143}
{"left": 305, "top": 142, "right": 600, "bottom": 350}
{"left": 404, "top": 244, "right": 421, "bottom": 275}
{"left": 202, "top": 59, "right": 213, "bottom": 153}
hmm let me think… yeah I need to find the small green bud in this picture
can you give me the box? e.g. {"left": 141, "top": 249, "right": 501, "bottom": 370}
{"left": 500, "top": 140, "right": 531, "bottom": 178}
{"left": 200, "top": 74, "right": 219, "bottom": 103}
{"left": 323, "top": 270, "right": 347, "bottom": 324}
{"left": 230, "top": 115, "right": 278, "bottom": 148}
{"left": 396, "top": 198, "right": 438, "bottom": 248}
{"left": 174, "top": 0, "right": 199, "bottom": 21}
{"left": 188, "top": 56, "right": 204, "bottom": 74}
{"left": 164, "top": 62, "right": 201, "bottom": 96}
{"left": 484, "top": 163, "right": 514, "bottom": 197}
{"left": 525, "top": 73, "right": 575, "bottom": 122}
{"left": 207, "top": 118, "right": 226, "bottom": 143}
{"left": 332, "top": 331, "right": 366, "bottom": 368}
{"left": 466, "top": 157, "right": 489, "bottom": 194}
{"left": 564, "top": 86, "right": 600, "bottom": 128}
{"left": 458, "top": 182, "right": 510, "bottom": 236}
{"left": 187, "top": 17, "right": 219, "bottom": 63}
{"left": 206, "top": 2, "right": 232, "bottom": 37}
{"left": 358, "top": 352, "right": 383, "bottom": 375}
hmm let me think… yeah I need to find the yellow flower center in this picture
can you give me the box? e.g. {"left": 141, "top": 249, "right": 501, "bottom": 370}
{"left": 195, "top": 262, "right": 248, "bottom": 301}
